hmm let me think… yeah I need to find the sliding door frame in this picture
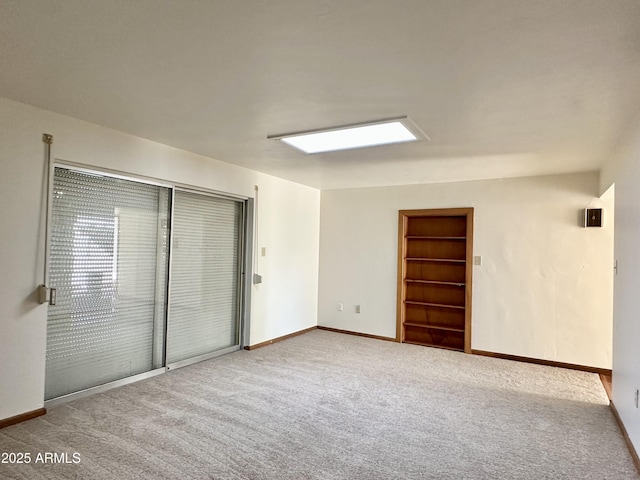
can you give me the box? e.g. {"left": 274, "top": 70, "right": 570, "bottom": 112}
{"left": 44, "top": 160, "right": 253, "bottom": 407}
{"left": 165, "top": 187, "right": 248, "bottom": 371}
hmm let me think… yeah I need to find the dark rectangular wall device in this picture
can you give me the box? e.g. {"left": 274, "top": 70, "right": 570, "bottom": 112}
{"left": 584, "top": 208, "right": 603, "bottom": 227}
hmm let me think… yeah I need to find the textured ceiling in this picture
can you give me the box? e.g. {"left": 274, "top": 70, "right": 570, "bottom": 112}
{"left": 1, "top": 0, "right": 640, "bottom": 189}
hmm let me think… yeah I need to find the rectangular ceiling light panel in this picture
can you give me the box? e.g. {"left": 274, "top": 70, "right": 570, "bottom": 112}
{"left": 273, "top": 117, "right": 424, "bottom": 154}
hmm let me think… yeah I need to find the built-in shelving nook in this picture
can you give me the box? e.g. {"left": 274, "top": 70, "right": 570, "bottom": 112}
{"left": 397, "top": 208, "right": 474, "bottom": 352}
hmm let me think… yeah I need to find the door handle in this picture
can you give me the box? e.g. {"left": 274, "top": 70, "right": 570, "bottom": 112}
{"left": 37, "top": 285, "right": 57, "bottom": 305}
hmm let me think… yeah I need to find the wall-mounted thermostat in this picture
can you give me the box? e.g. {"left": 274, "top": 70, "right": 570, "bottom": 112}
{"left": 584, "top": 208, "right": 603, "bottom": 228}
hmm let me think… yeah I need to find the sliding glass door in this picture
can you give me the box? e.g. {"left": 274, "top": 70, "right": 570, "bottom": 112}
{"left": 45, "top": 168, "right": 246, "bottom": 401}
{"left": 45, "top": 168, "right": 170, "bottom": 400}
{"left": 167, "top": 190, "right": 243, "bottom": 366}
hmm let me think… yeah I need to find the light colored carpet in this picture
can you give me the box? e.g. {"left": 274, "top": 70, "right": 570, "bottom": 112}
{"left": 0, "top": 329, "right": 637, "bottom": 479}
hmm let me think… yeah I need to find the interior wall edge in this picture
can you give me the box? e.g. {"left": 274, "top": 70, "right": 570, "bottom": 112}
{"left": 610, "top": 401, "right": 640, "bottom": 475}
{"left": 316, "top": 325, "right": 398, "bottom": 343}
{"left": 244, "top": 326, "right": 317, "bottom": 350}
{"left": 0, "top": 408, "right": 46, "bottom": 429}
{"left": 471, "top": 349, "right": 612, "bottom": 376}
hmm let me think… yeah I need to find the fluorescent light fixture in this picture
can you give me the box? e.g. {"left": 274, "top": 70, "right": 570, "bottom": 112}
{"left": 269, "top": 117, "right": 427, "bottom": 154}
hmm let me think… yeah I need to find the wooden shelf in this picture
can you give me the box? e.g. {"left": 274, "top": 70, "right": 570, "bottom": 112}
{"left": 398, "top": 209, "right": 473, "bottom": 353}
{"left": 405, "top": 257, "right": 466, "bottom": 263}
{"left": 405, "top": 300, "right": 465, "bottom": 310}
{"left": 406, "top": 236, "right": 466, "bottom": 240}
{"left": 403, "top": 322, "right": 464, "bottom": 333}
{"left": 402, "top": 340, "right": 463, "bottom": 352}
{"left": 405, "top": 279, "right": 465, "bottom": 287}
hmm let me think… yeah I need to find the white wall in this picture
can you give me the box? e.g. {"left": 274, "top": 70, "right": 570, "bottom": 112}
{"left": 0, "top": 97, "right": 320, "bottom": 421}
{"left": 318, "top": 172, "right": 613, "bottom": 369}
{"left": 600, "top": 116, "right": 640, "bottom": 455}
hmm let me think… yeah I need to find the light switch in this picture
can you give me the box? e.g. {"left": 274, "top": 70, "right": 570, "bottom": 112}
{"left": 474, "top": 256, "right": 482, "bottom": 266}
{"left": 261, "top": 247, "right": 266, "bottom": 257}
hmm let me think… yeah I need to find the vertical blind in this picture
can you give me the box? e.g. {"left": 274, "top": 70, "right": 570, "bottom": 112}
{"left": 45, "top": 168, "right": 170, "bottom": 400}
{"left": 167, "top": 190, "right": 242, "bottom": 364}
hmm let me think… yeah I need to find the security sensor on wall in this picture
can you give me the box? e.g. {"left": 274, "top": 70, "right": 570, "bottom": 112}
{"left": 583, "top": 208, "right": 603, "bottom": 228}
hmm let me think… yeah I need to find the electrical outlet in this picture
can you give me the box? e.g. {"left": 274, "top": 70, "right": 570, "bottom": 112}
{"left": 337, "top": 302, "right": 343, "bottom": 312}
{"left": 355, "top": 305, "right": 361, "bottom": 314}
